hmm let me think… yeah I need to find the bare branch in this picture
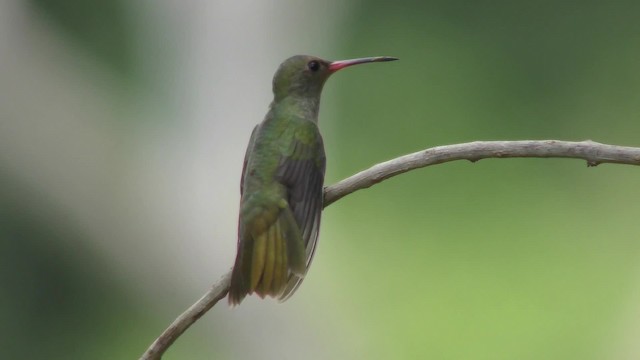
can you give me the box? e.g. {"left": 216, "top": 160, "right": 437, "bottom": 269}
{"left": 139, "top": 139, "right": 640, "bottom": 359}
{"left": 324, "top": 140, "right": 640, "bottom": 206}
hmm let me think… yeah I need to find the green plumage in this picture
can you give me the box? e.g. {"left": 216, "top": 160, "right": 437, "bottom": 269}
{"left": 228, "top": 54, "right": 397, "bottom": 305}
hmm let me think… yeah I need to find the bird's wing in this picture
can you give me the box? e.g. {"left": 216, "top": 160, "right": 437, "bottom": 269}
{"left": 275, "top": 121, "right": 326, "bottom": 301}
{"left": 240, "top": 124, "right": 259, "bottom": 195}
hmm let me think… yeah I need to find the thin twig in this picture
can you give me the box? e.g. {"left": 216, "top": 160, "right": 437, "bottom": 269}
{"left": 139, "top": 139, "right": 640, "bottom": 360}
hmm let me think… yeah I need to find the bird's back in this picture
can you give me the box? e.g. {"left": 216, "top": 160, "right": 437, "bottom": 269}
{"left": 229, "top": 109, "right": 326, "bottom": 305}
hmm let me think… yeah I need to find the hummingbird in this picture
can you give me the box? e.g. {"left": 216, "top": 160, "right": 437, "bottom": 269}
{"left": 228, "top": 55, "right": 398, "bottom": 305}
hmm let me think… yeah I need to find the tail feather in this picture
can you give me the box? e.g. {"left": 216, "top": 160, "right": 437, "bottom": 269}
{"left": 229, "top": 203, "right": 306, "bottom": 305}
{"left": 256, "top": 222, "right": 276, "bottom": 297}
{"left": 250, "top": 231, "right": 267, "bottom": 291}
{"left": 271, "top": 221, "right": 286, "bottom": 295}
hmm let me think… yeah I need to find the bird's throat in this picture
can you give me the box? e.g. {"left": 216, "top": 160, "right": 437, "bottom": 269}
{"left": 272, "top": 95, "right": 321, "bottom": 123}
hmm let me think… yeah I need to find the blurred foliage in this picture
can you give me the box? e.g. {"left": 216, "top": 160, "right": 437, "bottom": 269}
{"left": 319, "top": 1, "right": 640, "bottom": 359}
{"left": 28, "top": 0, "right": 133, "bottom": 76}
{"left": 0, "top": 178, "right": 152, "bottom": 359}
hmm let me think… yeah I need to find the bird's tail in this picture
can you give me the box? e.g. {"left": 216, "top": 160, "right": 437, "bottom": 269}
{"left": 228, "top": 202, "right": 306, "bottom": 305}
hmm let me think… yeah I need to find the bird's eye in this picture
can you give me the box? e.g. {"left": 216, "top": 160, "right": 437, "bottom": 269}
{"left": 307, "top": 60, "right": 320, "bottom": 72}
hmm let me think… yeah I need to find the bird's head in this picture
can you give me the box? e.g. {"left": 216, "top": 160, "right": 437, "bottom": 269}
{"left": 272, "top": 55, "right": 398, "bottom": 101}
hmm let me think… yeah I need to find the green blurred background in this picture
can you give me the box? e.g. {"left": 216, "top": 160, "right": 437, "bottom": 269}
{"left": 2, "top": 0, "right": 640, "bottom": 359}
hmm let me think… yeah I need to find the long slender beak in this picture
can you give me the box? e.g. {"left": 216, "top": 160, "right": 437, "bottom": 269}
{"left": 328, "top": 56, "right": 399, "bottom": 73}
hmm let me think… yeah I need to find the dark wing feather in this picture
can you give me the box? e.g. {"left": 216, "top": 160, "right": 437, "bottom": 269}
{"left": 229, "top": 124, "right": 260, "bottom": 305}
{"left": 240, "top": 125, "right": 259, "bottom": 195}
{"left": 275, "top": 122, "right": 326, "bottom": 300}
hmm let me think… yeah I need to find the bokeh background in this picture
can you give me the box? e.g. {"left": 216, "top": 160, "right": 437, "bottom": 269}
{"left": 2, "top": 0, "right": 640, "bottom": 359}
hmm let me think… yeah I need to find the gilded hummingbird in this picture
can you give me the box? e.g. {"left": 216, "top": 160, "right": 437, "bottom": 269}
{"left": 228, "top": 55, "right": 398, "bottom": 305}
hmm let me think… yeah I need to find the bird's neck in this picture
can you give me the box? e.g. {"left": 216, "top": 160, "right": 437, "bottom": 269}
{"left": 271, "top": 95, "right": 321, "bottom": 123}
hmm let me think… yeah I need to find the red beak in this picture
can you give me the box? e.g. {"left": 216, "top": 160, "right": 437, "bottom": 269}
{"left": 328, "top": 56, "right": 398, "bottom": 73}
